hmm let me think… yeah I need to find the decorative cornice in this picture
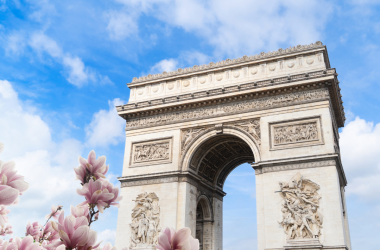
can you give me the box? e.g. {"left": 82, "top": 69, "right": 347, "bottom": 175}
{"left": 118, "top": 68, "right": 335, "bottom": 112}
{"left": 129, "top": 42, "right": 325, "bottom": 85}
{"left": 252, "top": 154, "right": 347, "bottom": 186}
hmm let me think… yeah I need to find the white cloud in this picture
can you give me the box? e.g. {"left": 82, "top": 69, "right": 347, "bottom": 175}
{"left": 105, "top": 11, "right": 139, "bottom": 40}
{"left": 97, "top": 229, "right": 116, "bottom": 246}
{"left": 29, "top": 32, "right": 63, "bottom": 58}
{"left": 0, "top": 80, "right": 122, "bottom": 238}
{"left": 0, "top": 80, "right": 82, "bottom": 236}
{"left": 28, "top": 32, "right": 110, "bottom": 87}
{"left": 5, "top": 32, "right": 26, "bottom": 56}
{"left": 150, "top": 58, "right": 178, "bottom": 73}
{"left": 115, "top": 0, "right": 333, "bottom": 57}
{"left": 85, "top": 98, "right": 126, "bottom": 148}
{"left": 340, "top": 117, "right": 380, "bottom": 200}
{"left": 63, "top": 55, "right": 95, "bottom": 86}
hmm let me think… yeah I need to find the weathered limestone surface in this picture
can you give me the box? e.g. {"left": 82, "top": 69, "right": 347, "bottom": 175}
{"left": 115, "top": 42, "right": 351, "bottom": 250}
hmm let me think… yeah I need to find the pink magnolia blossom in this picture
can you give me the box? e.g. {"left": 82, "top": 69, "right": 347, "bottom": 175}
{"left": 70, "top": 205, "right": 90, "bottom": 221}
{"left": 76, "top": 179, "right": 114, "bottom": 212}
{"left": 53, "top": 211, "right": 90, "bottom": 250}
{"left": 0, "top": 143, "right": 4, "bottom": 154}
{"left": 0, "top": 224, "right": 13, "bottom": 236}
{"left": 0, "top": 183, "right": 19, "bottom": 206}
{"left": 77, "top": 229, "right": 101, "bottom": 250}
{"left": 8, "top": 236, "right": 42, "bottom": 250}
{"left": 156, "top": 227, "right": 199, "bottom": 250}
{"left": 26, "top": 222, "right": 43, "bottom": 241}
{"left": 42, "top": 221, "right": 60, "bottom": 243}
{"left": 74, "top": 151, "right": 109, "bottom": 185}
{"left": 45, "top": 205, "right": 63, "bottom": 220}
{"left": 0, "top": 205, "right": 10, "bottom": 226}
{"left": 100, "top": 179, "right": 122, "bottom": 208}
{"left": 0, "top": 160, "right": 29, "bottom": 194}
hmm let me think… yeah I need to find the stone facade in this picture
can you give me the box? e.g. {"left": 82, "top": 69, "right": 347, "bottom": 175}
{"left": 115, "top": 42, "right": 351, "bottom": 250}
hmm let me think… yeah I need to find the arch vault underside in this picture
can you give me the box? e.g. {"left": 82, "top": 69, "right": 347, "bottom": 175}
{"left": 115, "top": 42, "right": 351, "bottom": 250}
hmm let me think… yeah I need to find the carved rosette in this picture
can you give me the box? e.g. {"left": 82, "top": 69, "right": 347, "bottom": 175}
{"left": 130, "top": 192, "right": 161, "bottom": 249}
{"left": 278, "top": 173, "right": 323, "bottom": 241}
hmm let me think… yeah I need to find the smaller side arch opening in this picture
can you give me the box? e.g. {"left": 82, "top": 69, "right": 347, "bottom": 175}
{"left": 196, "top": 196, "right": 213, "bottom": 250}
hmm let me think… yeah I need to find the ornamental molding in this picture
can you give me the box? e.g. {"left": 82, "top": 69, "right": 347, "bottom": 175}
{"left": 130, "top": 137, "right": 173, "bottom": 167}
{"left": 125, "top": 88, "right": 329, "bottom": 130}
{"left": 256, "top": 160, "right": 336, "bottom": 175}
{"left": 130, "top": 42, "right": 325, "bottom": 85}
{"left": 121, "top": 176, "right": 179, "bottom": 187}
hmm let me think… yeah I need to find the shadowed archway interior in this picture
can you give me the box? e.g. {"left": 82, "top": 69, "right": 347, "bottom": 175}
{"left": 189, "top": 134, "right": 255, "bottom": 189}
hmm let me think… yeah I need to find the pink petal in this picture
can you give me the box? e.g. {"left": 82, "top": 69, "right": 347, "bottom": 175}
{"left": 98, "top": 193, "right": 114, "bottom": 202}
{"left": 172, "top": 228, "right": 191, "bottom": 249}
{"left": 189, "top": 237, "right": 199, "bottom": 250}
{"left": 59, "top": 230, "right": 71, "bottom": 248}
{"left": 87, "top": 151, "right": 96, "bottom": 166}
{"left": 157, "top": 233, "right": 171, "bottom": 250}
{"left": 74, "top": 216, "right": 88, "bottom": 228}
{"left": 71, "top": 225, "right": 89, "bottom": 247}
{"left": 0, "top": 143, "right": 4, "bottom": 154}
{"left": 63, "top": 216, "right": 75, "bottom": 235}
{"left": 163, "top": 227, "right": 176, "bottom": 243}
{"left": 86, "top": 230, "right": 97, "bottom": 246}
{"left": 58, "top": 210, "right": 65, "bottom": 225}
{"left": 92, "top": 156, "right": 106, "bottom": 173}
{"left": 78, "top": 156, "right": 88, "bottom": 167}
{"left": 7, "top": 180, "right": 29, "bottom": 193}
{"left": 0, "top": 185, "right": 19, "bottom": 206}
{"left": 19, "top": 236, "right": 33, "bottom": 249}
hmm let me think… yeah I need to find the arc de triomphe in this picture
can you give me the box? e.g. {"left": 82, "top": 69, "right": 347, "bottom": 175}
{"left": 115, "top": 42, "right": 352, "bottom": 250}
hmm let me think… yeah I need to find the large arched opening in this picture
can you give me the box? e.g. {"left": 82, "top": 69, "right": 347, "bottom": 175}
{"left": 182, "top": 127, "right": 259, "bottom": 250}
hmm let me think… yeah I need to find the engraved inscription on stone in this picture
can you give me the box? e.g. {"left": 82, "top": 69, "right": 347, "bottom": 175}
{"left": 131, "top": 138, "right": 172, "bottom": 166}
{"left": 278, "top": 173, "right": 323, "bottom": 241}
{"left": 130, "top": 192, "right": 161, "bottom": 249}
{"left": 270, "top": 117, "right": 323, "bottom": 150}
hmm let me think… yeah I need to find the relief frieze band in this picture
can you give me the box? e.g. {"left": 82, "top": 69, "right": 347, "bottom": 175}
{"left": 130, "top": 137, "right": 172, "bottom": 167}
{"left": 270, "top": 117, "right": 324, "bottom": 150}
{"left": 126, "top": 88, "right": 329, "bottom": 130}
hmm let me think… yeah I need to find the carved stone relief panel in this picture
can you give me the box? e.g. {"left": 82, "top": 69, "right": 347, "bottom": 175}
{"left": 269, "top": 117, "right": 323, "bottom": 150}
{"left": 130, "top": 137, "right": 172, "bottom": 167}
{"left": 130, "top": 192, "right": 161, "bottom": 249}
{"left": 181, "top": 126, "right": 210, "bottom": 154}
{"left": 229, "top": 119, "right": 261, "bottom": 144}
{"left": 278, "top": 173, "right": 323, "bottom": 243}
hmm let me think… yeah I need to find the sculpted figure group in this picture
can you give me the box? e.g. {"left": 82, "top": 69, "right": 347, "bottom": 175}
{"left": 133, "top": 143, "right": 169, "bottom": 163}
{"left": 274, "top": 122, "right": 318, "bottom": 145}
{"left": 278, "top": 173, "right": 323, "bottom": 240}
{"left": 130, "top": 192, "right": 161, "bottom": 248}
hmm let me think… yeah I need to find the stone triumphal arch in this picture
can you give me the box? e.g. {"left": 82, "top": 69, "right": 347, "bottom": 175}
{"left": 115, "top": 42, "right": 352, "bottom": 250}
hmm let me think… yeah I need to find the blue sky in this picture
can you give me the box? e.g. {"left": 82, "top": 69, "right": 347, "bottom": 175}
{"left": 0, "top": 0, "right": 380, "bottom": 249}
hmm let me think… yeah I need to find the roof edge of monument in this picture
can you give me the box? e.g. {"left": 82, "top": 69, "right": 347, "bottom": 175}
{"left": 128, "top": 41, "right": 327, "bottom": 86}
